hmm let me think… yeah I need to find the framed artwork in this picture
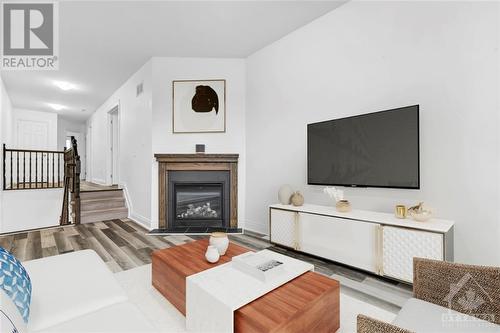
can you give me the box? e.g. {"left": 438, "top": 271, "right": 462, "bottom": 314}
{"left": 172, "top": 79, "right": 226, "bottom": 133}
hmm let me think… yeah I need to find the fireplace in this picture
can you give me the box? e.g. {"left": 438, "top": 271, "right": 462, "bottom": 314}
{"left": 154, "top": 154, "right": 239, "bottom": 234}
{"left": 168, "top": 171, "right": 230, "bottom": 229}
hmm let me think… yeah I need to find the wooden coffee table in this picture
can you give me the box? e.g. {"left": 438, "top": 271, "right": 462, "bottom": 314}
{"left": 152, "top": 239, "right": 340, "bottom": 332}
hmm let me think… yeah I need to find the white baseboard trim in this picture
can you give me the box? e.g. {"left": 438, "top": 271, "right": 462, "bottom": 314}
{"left": 120, "top": 183, "right": 132, "bottom": 210}
{"left": 120, "top": 182, "right": 152, "bottom": 230}
{"left": 242, "top": 220, "right": 268, "bottom": 236}
{"left": 91, "top": 178, "right": 107, "bottom": 185}
{"left": 129, "top": 212, "right": 152, "bottom": 230}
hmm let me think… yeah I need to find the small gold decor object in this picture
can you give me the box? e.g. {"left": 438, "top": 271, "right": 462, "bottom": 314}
{"left": 336, "top": 200, "right": 351, "bottom": 212}
{"left": 408, "top": 202, "right": 433, "bottom": 222}
{"left": 395, "top": 205, "right": 407, "bottom": 219}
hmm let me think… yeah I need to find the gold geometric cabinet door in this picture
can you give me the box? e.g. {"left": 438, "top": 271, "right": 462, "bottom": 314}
{"left": 382, "top": 226, "right": 444, "bottom": 283}
{"left": 270, "top": 209, "right": 296, "bottom": 248}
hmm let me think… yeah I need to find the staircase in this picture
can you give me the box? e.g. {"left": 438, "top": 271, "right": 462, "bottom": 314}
{"left": 80, "top": 189, "right": 128, "bottom": 223}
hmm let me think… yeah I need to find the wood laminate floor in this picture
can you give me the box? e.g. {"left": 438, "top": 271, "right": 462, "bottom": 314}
{"left": 0, "top": 219, "right": 269, "bottom": 273}
{"left": 0, "top": 219, "right": 410, "bottom": 312}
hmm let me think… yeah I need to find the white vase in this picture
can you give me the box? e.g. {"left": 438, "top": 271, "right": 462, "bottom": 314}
{"left": 209, "top": 232, "right": 229, "bottom": 255}
{"left": 205, "top": 245, "right": 220, "bottom": 263}
{"left": 278, "top": 185, "right": 294, "bottom": 205}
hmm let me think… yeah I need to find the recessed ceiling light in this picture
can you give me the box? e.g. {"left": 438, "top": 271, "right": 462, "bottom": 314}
{"left": 48, "top": 103, "right": 65, "bottom": 111}
{"left": 53, "top": 80, "right": 76, "bottom": 91}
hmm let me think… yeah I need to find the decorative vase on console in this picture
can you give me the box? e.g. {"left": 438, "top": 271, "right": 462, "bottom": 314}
{"left": 205, "top": 245, "right": 220, "bottom": 263}
{"left": 278, "top": 185, "right": 294, "bottom": 205}
{"left": 290, "top": 191, "right": 304, "bottom": 206}
{"left": 323, "top": 187, "right": 351, "bottom": 212}
{"left": 209, "top": 232, "right": 229, "bottom": 255}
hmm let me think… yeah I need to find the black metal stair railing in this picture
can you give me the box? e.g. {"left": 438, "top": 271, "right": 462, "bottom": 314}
{"left": 2, "top": 144, "right": 65, "bottom": 190}
{"left": 2, "top": 139, "right": 81, "bottom": 226}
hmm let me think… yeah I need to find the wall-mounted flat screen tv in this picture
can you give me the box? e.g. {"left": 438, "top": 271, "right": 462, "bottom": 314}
{"left": 307, "top": 105, "right": 420, "bottom": 189}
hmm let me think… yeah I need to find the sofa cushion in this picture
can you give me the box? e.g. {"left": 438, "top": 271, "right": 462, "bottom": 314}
{"left": 23, "top": 250, "right": 128, "bottom": 331}
{"left": 33, "top": 302, "right": 158, "bottom": 333}
{"left": 1, "top": 289, "right": 28, "bottom": 333}
{"left": 0, "top": 247, "right": 32, "bottom": 322}
{"left": 393, "top": 298, "right": 500, "bottom": 332}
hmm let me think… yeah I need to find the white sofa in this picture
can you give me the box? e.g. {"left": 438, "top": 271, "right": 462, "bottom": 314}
{"left": 22, "top": 250, "right": 158, "bottom": 333}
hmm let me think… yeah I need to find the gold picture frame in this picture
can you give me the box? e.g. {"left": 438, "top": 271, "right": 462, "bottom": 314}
{"left": 172, "top": 79, "right": 226, "bottom": 133}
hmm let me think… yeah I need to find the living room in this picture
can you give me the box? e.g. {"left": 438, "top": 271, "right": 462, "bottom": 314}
{"left": 0, "top": 1, "right": 499, "bottom": 332}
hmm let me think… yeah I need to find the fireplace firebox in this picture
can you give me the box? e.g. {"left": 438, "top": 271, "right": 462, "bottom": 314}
{"left": 154, "top": 153, "right": 239, "bottom": 234}
{"left": 168, "top": 171, "right": 230, "bottom": 229}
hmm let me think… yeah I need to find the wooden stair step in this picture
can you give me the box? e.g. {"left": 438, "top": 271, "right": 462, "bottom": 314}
{"left": 81, "top": 207, "right": 128, "bottom": 224}
{"left": 80, "top": 190, "right": 124, "bottom": 200}
{"left": 81, "top": 197, "right": 126, "bottom": 211}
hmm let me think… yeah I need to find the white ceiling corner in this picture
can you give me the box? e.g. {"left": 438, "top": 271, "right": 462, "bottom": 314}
{"left": 1, "top": 1, "right": 346, "bottom": 122}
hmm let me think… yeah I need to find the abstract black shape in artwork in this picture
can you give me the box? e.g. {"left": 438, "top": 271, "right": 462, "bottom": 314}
{"left": 191, "top": 85, "right": 219, "bottom": 114}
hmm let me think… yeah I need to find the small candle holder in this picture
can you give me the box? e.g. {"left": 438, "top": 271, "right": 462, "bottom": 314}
{"left": 395, "top": 205, "right": 407, "bottom": 219}
{"left": 336, "top": 200, "right": 351, "bottom": 213}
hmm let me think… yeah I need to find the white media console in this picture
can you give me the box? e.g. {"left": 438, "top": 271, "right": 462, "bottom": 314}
{"left": 269, "top": 203, "right": 454, "bottom": 283}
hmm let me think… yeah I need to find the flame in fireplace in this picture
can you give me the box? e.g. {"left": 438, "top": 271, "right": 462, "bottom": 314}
{"left": 177, "top": 202, "right": 219, "bottom": 219}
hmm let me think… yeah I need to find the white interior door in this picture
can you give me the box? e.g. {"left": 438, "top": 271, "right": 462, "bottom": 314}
{"left": 17, "top": 120, "right": 49, "bottom": 150}
{"left": 15, "top": 120, "right": 50, "bottom": 186}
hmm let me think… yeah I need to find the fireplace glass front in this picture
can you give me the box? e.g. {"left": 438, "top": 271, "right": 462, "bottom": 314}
{"left": 174, "top": 184, "right": 223, "bottom": 221}
{"left": 167, "top": 170, "right": 230, "bottom": 230}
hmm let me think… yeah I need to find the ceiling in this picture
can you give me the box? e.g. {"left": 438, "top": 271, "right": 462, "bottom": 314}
{"left": 1, "top": 1, "right": 345, "bottom": 122}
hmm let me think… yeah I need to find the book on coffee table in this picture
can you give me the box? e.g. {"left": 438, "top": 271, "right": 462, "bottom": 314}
{"left": 231, "top": 252, "right": 285, "bottom": 282}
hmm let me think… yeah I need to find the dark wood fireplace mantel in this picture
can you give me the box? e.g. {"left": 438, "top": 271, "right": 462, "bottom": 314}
{"left": 155, "top": 154, "right": 239, "bottom": 229}
{"left": 154, "top": 154, "right": 239, "bottom": 163}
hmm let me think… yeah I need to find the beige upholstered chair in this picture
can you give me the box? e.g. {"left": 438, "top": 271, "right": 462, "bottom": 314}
{"left": 357, "top": 258, "right": 500, "bottom": 333}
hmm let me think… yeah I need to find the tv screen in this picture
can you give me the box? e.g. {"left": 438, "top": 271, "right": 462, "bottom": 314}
{"left": 307, "top": 105, "right": 420, "bottom": 189}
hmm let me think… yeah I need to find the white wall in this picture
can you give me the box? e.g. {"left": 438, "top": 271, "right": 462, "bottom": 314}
{"left": 1, "top": 189, "right": 63, "bottom": 233}
{"left": 150, "top": 57, "right": 246, "bottom": 229}
{"left": 0, "top": 105, "right": 64, "bottom": 233}
{"left": 246, "top": 1, "right": 500, "bottom": 265}
{"left": 0, "top": 84, "right": 62, "bottom": 234}
{"left": 87, "top": 57, "right": 246, "bottom": 230}
{"left": 57, "top": 116, "right": 85, "bottom": 150}
{"left": 12, "top": 108, "right": 58, "bottom": 150}
{"left": 1, "top": 79, "right": 13, "bottom": 147}
{"left": 87, "top": 60, "right": 153, "bottom": 228}
{"left": 0, "top": 77, "right": 14, "bottom": 231}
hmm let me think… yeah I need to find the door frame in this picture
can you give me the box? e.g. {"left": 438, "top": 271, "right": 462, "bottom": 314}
{"left": 107, "top": 103, "right": 120, "bottom": 185}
